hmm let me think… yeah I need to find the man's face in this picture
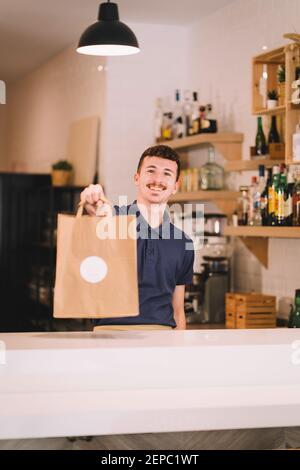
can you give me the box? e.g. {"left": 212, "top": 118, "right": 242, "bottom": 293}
{"left": 134, "top": 156, "right": 179, "bottom": 204}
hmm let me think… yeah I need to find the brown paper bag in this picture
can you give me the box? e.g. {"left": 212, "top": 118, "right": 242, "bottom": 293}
{"left": 53, "top": 206, "right": 139, "bottom": 318}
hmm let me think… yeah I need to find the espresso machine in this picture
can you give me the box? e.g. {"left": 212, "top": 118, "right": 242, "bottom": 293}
{"left": 180, "top": 213, "right": 232, "bottom": 324}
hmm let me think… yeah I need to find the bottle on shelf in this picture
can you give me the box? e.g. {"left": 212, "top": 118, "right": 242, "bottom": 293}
{"left": 276, "top": 171, "right": 287, "bottom": 226}
{"left": 200, "top": 147, "right": 224, "bottom": 190}
{"left": 268, "top": 164, "right": 280, "bottom": 226}
{"left": 154, "top": 98, "right": 164, "bottom": 142}
{"left": 183, "top": 90, "right": 193, "bottom": 137}
{"left": 172, "top": 90, "right": 184, "bottom": 139}
{"left": 161, "top": 112, "right": 173, "bottom": 141}
{"left": 292, "top": 169, "right": 300, "bottom": 226}
{"left": 284, "top": 169, "right": 295, "bottom": 226}
{"left": 255, "top": 116, "right": 267, "bottom": 156}
{"left": 201, "top": 104, "right": 218, "bottom": 133}
{"left": 249, "top": 176, "right": 262, "bottom": 226}
{"left": 293, "top": 117, "right": 300, "bottom": 162}
{"left": 237, "top": 186, "right": 249, "bottom": 226}
{"left": 258, "top": 165, "right": 266, "bottom": 193}
{"left": 288, "top": 289, "right": 300, "bottom": 328}
{"left": 260, "top": 167, "right": 272, "bottom": 226}
{"left": 268, "top": 116, "right": 280, "bottom": 144}
{"left": 191, "top": 91, "right": 200, "bottom": 135}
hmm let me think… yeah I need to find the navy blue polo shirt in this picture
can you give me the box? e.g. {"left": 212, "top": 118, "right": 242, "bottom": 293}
{"left": 94, "top": 201, "right": 194, "bottom": 328}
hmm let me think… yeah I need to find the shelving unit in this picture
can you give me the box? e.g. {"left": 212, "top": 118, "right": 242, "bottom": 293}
{"left": 165, "top": 132, "right": 243, "bottom": 162}
{"left": 252, "top": 43, "right": 300, "bottom": 165}
{"left": 224, "top": 158, "right": 284, "bottom": 172}
{"left": 169, "top": 190, "right": 239, "bottom": 202}
{"left": 252, "top": 105, "right": 286, "bottom": 116}
{"left": 31, "top": 184, "right": 85, "bottom": 330}
{"left": 169, "top": 190, "right": 239, "bottom": 216}
{"left": 224, "top": 226, "right": 300, "bottom": 238}
{"left": 159, "top": 132, "right": 243, "bottom": 215}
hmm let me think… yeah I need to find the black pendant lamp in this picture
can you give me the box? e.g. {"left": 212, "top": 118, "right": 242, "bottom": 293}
{"left": 77, "top": 0, "right": 140, "bottom": 56}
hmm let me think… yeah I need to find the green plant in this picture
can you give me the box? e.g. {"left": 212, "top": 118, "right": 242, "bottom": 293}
{"left": 52, "top": 160, "right": 73, "bottom": 171}
{"left": 267, "top": 89, "right": 278, "bottom": 100}
{"left": 277, "top": 65, "right": 285, "bottom": 83}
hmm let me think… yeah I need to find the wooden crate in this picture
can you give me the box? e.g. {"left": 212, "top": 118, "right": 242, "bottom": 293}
{"left": 225, "top": 293, "right": 237, "bottom": 328}
{"left": 226, "top": 293, "right": 277, "bottom": 329}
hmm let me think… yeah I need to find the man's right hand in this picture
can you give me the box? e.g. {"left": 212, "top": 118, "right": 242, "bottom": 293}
{"left": 80, "top": 184, "right": 111, "bottom": 216}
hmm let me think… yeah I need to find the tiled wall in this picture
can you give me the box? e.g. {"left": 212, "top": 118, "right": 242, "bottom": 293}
{"left": 232, "top": 237, "right": 300, "bottom": 319}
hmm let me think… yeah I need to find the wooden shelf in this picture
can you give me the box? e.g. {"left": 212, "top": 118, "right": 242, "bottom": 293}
{"left": 286, "top": 159, "right": 300, "bottom": 165}
{"left": 224, "top": 225, "right": 300, "bottom": 268}
{"left": 224, "top": 225, "right": 300, "bottom": 238}
{"left": 170, "top": 190, "right": 239, "bottom": 203}
{"left": 225, "top": 158, "right": 284, "bottom": 172}
{"left": 163, "top": 132, "right": 243, "bottom": 150}
{"left": 253, "top": 46, "right": 285, "bottom": 64}
{"left": 253, "top": 105, "right": 286, "bottom": 116}
{"left": 169, "top": 190, "right": 238, "bottom": 217}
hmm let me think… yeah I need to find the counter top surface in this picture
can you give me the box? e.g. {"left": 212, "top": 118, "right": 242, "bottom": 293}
{"left": 0, "top": 329, "right": 300, "bottom": 440}
{"left": 1, "top": 327, "right": 299, "bottom": 350}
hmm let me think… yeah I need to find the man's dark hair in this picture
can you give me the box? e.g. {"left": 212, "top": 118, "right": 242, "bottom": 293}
{"left": 137, "top": 145, "right": 181, "bottom": 181}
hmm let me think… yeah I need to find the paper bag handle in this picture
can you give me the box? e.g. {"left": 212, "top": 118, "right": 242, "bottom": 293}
{"left": 76, "top": 196, "right": 112, "bottom": 219}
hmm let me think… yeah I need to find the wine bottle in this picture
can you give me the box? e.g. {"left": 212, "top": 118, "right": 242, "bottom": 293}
{"left": 276, "top": 172, "right": 287, "bottom": 226}
{"left": 261, "top": 167, "right": 272, "bottom": 226}
{"left": 268, "top": 165, "right": 280, "bottom": 226}
{"left": 284, "top": 169, "right": 294, "bottom": 226}
{"left": 173, "top": 90, "right": 184, "bottom": 139}
{"left": 191, "top": 92, "right": 200, "bottom": 135}
{"left": 255, "top": 117, "right": 267, "bottom": 155}
{"left": 268, "top": 116, "right": 280, "bottom": 143}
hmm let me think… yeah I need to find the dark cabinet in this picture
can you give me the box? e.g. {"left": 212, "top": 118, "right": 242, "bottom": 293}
{"left": 0, "top": 173, "right": 91, "bottom": 332}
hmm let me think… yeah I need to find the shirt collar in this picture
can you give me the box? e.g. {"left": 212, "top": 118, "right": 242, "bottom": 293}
{"left": 128, "top": 200, "right": 171, "bottom": 239}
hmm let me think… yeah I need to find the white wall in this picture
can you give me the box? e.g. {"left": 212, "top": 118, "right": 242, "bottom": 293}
{"left": 6, "top": 45, "right": 106, "bottom": 173}
{"left": 188, "top": 0, "right": 300, "bottom": 316}
{"left": 103, "top": 22, "right": 189, "bottom": 203}
{"left": 4, "top": 22, "right": 189, "bottom": 201}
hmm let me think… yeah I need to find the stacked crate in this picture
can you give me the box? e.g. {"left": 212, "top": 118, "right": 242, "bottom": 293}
{"left": 226, "top": 293, "right": 277, "bottom": 329}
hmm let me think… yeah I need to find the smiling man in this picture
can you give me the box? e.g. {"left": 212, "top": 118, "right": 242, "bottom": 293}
{"left": 81, "top": 145, "right": 194, "bottom": 330}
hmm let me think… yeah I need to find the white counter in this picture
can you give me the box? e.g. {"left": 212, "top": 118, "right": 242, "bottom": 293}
{"left": 0, "top": 329, "right": 300, "bottom": 440}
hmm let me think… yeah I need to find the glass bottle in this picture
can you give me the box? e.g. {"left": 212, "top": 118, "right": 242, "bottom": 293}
{"left": 183, "top": 90, "right": 193, "bottom": 137}
{"left": 261, "top": 167, "right": 272, "bottom": 226}
{"left": 284, "top": 169, "right": 294, "bottom": 226}
{"left": 255, "top": 116, "right": 267, "bottom": 155}
{"left": 268, "top": 165, "right": 280, "bottom": 226}
{"left": 191, "top": 91, "right": 200, "bottom": 135}
{"left": 161, "top": 112, "right": 173, "bottom": 141}
{"left": 292, "top": 170, "right": 300, "bottom": 226}
{"left": 293, "top": 118, "right": 300, "bottom": 161}
{"left": 258, "top": 164, "right": 266, "bottom": 194}
{"left": 276, "top": 172, "right": 287, "bottom": 226}
{"left": 249, "top": 176, "right": 262, "bottom": 226}
{"left": 154, "top": 98, "right": 163, "bottom": 142}
{"left": 268, "top": 116, "right": 280, "bottom": 143}
{"left": 288, "top": 289, "right": 300, "bottom": 328}
{"left": 172, "top": 90, "right": 184, "bottom": 139}
{"left": 237, "top": 186, "right": 249, "bottom": 226}
{"left": 200, "top": 147, "right": 224, "bottom": 190}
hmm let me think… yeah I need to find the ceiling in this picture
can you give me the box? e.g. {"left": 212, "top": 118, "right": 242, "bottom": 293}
{"left": 0, "top": 0, "right": 235, "bottom": 83}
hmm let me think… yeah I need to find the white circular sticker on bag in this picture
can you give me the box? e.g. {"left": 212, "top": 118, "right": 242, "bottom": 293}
{"left": 80, "top": 256, "right": 108, "bottom": 283}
